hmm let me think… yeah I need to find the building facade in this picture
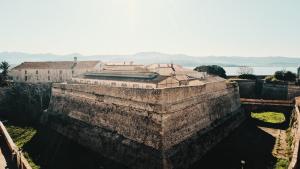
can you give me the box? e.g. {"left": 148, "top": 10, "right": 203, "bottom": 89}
{"left": 9, "top": 58, "right": 101, "bottom": 83}
{"left": 72, "top": 63, "right": 208, "bottom": 89}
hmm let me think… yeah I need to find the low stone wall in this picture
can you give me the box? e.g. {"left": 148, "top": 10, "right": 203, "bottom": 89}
{"left": 288, "top": 97, "right": 300, "bottom": 169}
{"left": 0, "top": 121, "right": 32, "bottom": 169}
{"left": 234, "top": 79, "right": 257, "bottom": 98}
{"left": 260, "top": 83, "right": 288, "bottom": 99}
{"left": 42, "top": 79, "right": 244, "bottom": 169}
{"left": 234, "top": 79, "right": 300, "bottom": 100}
{"left": 288, "top": 85, "right": 300, "bottom": 100}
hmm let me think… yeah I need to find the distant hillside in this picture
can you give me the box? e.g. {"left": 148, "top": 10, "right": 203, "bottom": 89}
{"left": 0, "top": 51, "right": 299, "bottom": 68}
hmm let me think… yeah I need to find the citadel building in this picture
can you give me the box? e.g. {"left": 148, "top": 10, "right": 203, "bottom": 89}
{"left": 40, "top": 61, "right": 244, "bottom": 169}
{"left": 72, "top": 63, "right": 207, "bottom": 89}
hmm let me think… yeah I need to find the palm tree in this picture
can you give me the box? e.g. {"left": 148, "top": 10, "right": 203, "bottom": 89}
{"left": 0, "top": 61, "right": 10, "bottom": 76}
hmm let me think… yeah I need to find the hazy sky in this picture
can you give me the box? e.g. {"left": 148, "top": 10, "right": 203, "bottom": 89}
{"left": 0, "top": 0, "right": 299, "bottom": 57}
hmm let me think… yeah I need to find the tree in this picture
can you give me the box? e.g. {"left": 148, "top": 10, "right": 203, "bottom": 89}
{"left": 274, "top": 71, "right": 285, "bottom": 81}
{"left": 237, "top": 66, "right": 254, "bottom": 75}
{"left": 0, "top": 61, "right": 10, "bottom": 86}
{"left": 273, "top": 70, "right": 296, "bottom": 82}
{"left": 0, "top": 61, "right": 10, "bottom": 78}
{"left": 194, "top": 65, "right": 227, "bottom": 78}
{"left": 284, "top": 71, "right": 296, "bottom": 81}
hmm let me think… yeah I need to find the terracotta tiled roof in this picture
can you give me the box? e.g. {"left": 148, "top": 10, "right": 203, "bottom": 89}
{"left": 13, "top": 61, "right": 100, "bottom": 70}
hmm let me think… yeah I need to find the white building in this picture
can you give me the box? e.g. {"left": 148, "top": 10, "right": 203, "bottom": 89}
{"left": 9, "top": 58, "right": 102, "bottom": 83}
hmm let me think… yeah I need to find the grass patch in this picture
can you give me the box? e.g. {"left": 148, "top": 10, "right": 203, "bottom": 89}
{"left": 274, "top": 158, "right": 289, "bottom": 169}
{"left": 6, "top": 124, "right": 40, "bottom": 169}
{"left": 251, "top": 112, "right": 285, "bottom": 124}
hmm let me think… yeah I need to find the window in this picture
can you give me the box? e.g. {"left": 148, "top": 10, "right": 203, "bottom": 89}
{"left": 25, "top": 76, "right": 28, "bottom": 81}
{"left": 36, "top": 70, "right": 38, "bottom": 74}
{"left": 59, "top": 76, "right": 62, "bottom": 81}
{"left": 72, "top": 70, "right": 74, "bottom": 74}
{"left": 36, "top": 76, "right": 39, "bottom": 80}
{"left": 16, "top": 76, "right": 19, "bottom": 80}
{"left": 48, "top": 76, "right": 50, "bottom": 81}
{"left": 133, "top": 84, "right": 139, "bottom": 88}
{"left": 25, "top": 70, "right": 27, "bottom": 74}
{"left": 121, "top": 83, "right": 127, "bottom": 87}
{"left": 59, "top": 70, "right": 63, "bottom": 74}
{"left": 48, "top": 70, "right": 50, "bottom": 74}
{"left": 111, "top": 82, "right": 116, "bottom": 86}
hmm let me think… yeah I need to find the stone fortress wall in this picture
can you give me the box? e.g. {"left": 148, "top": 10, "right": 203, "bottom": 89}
{"left": 42, "top": 77, "right": 244, "bottom": 169}
{"left": 234, "top": 79, "right": 300, "bottom": 100}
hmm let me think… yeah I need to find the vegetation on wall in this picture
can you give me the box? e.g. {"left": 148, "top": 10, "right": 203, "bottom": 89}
{"left": 0, "top": 83, "right": 51, "bottom": 124}
{"left": 194, "top": 65, "right": 227, "bottom": 78}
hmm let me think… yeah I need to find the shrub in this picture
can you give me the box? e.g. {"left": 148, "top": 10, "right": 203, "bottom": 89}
{"left": 238, "top": 74, "right": 257, "bottom": 80}
{"left": 194, "top": 65, "right": 226, "bottom": 78}
{"left": 274, "top": 71, "right": 285, "bottom": 80}
{"left": 285, "top": 71, "right": 296, "bottom": 81}
{"left": 274, "top": 70, "right": 296, "bottom": 82}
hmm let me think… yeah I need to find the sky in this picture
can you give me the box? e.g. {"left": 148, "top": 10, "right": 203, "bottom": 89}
{"left": 0, "top": 0, "right": 300, "bottom": 57}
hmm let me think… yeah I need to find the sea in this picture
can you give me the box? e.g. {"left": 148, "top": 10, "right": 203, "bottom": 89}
{"left": 185, "top": 66, "right": 298, "bottom": 76}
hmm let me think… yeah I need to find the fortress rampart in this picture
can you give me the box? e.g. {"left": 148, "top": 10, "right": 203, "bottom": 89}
{"left": 42, "top": 78, "right": 244, "bottom": 169}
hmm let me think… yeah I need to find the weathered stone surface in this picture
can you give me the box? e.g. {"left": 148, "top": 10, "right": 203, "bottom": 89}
{"left": 42, "top": 79, "right": 244, "bottom": 169}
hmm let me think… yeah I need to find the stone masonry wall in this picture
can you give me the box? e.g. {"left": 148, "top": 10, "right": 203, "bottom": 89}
{"left": 43, "top": 78, "right": 243, "bottom": 169}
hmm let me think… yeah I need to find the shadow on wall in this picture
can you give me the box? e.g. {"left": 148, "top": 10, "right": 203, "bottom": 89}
{"left": 7, "top": 122, "right": 128, "bottom": 169}
{"left": 191, "top": 105, "right": 293, "bottom": 169}
{"left": 0, "top": 83, "right": 52, "bottom": 124}
{"left": 189, "top": 120, "right": 277, "bottom": 169}
{"left": 235, "top": 79, "right": 291, "bottom": 100}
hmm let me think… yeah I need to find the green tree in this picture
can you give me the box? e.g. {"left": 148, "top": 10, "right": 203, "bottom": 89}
{"left": 284, "top": 71, "right": 296, "bottom": 81}
{"left": 274, "top": 71, "right": 285, "bottom": 81}
{"left": 194, "top": 65, "right": 227, "bottom": 78}
{"left": 274, "top": 70, "right": 296, "bottom": 82}
{"left": 0, "top": 61, "right": 10, "bottom": 86}
{"left": 0, "top": 61, "right": 10, "bottom": 78}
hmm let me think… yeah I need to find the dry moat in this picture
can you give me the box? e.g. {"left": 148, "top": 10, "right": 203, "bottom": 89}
{"left": 1, "top": 105, "right": 293, "bottom": 169}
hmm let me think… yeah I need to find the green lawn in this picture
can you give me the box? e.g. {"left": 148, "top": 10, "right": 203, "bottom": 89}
{"left": 251, "top": 112, "right": 285, "bottom": 124}
{"left": 6, "top": 125, "right": 40, "bottom": 169}
{"left": 274, "top": 158, "right": 289, "bottom": 169}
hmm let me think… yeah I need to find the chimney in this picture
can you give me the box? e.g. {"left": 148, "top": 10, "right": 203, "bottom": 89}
{"left": 74, "top": 57, "right": 78, "bottom": 63}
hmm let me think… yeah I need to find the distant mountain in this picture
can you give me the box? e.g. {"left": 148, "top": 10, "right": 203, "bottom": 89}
{"left": 0, "top": 51, "right": 299, "bottom": 68}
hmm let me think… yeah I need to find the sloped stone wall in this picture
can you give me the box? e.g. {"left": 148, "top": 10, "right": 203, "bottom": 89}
{"left": 42, "top": 79, "right": 244, "bottom": 169}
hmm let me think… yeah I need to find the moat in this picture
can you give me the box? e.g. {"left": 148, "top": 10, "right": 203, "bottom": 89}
{"left": 1, "top": 106, "right": 293, "bottom": 169}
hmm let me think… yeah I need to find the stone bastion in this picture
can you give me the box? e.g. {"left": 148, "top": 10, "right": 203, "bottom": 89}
{"left": 41, "top": 78, "right": 245, "bottom": 169}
